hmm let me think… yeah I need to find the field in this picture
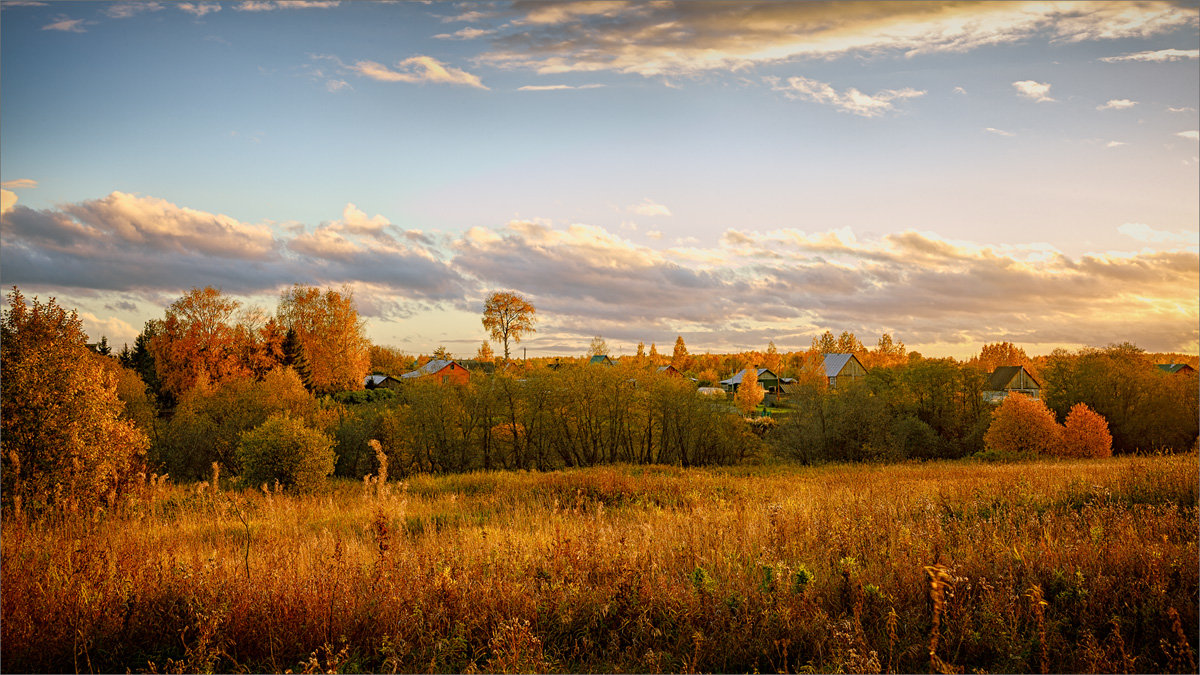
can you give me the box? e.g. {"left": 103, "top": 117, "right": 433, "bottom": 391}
{"left": 2, "top": 455, "right": 1196, "bottom": 674}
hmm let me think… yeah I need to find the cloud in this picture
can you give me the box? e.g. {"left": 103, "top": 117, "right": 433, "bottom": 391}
{"left": 1118, "top": 223, "right": 1197, "bottom": 245}
{"left": 1012, "top": 80, "right": 1054, "bottom": 102}
{"left": 984, "top": 127, "right": 1015, "bottom": 137}
{"left": 236, "top": 1, "right": 338, "bottom": 10}
{"left": 1177, "top": 130, "right": 1200, "bottom": 141}
{"left": 342, "top": 56, "right": 488, "bottom": 89}
{"left": 1101, "top": 48, "right": 1200, "bottom": 63}
{"left": 767, "top": 76, "right": 924, "bottom": 117}
{"left": 1, "top": 179, "right": 38, "bottom": 189}
{"left": 103, "top": 2, "right": 162, "bottom": 18}
{"left": 1168, "top": 106, "right": 1196, "bottom": 113}
{"left": 1106, "top": 140, "right": 1126, "bottom": 148}
{"left": 177, "top": 2, "right": 220, "bottom": 17}
{"left": 517, "top": 83, "right": 605, "bottom": 91}
{"left": 434, "top": 27, "right": 495, "bottom": 40}
{"left": 629, "top": 199, "right": 671, "bottom": 217}
{"left": 325, "top": 79, "right": 350, "bottom": 92}
{"left": 1097, "top": 98, "right": 1137, "bottom": 110}
{"left": 41, "top": 15, "right": 86, "bottom": 32}
{"left": 952, "top": 86, "right": 967, "bottom": 95}
{"left": 477, "top": 2, "right": 1197, "bottom": 78}
{"left": 1, "top": 190, "right": 17, "bottom": 215}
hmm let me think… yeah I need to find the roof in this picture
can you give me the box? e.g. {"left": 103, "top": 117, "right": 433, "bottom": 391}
{"left": 985, "top": 365, "right": 1041, "bottom": 391}
{"left": 589, "top": 354, "right": 615, "bottom": 366}
{"left": 656, "top": 365, "right": 679, "bottom": 374}
{"left": 719, "top": 367, "right": 777, "bottom": 386}
{"left": 1158, "top": 363, "right": 1197, "bottom": 374}
{"left": 400, "top": 359, "right": 461, "bottom": 379}
{"left": 822, "top": 353, "right": 856, "bottom": 378}
{"left": 364, "top": 374, "right": 393, "bottom": 387}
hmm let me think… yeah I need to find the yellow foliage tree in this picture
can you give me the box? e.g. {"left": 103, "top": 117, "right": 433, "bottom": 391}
{"left": 482, "top": 291, "right": 537, "bottom": 361}
{"left": 735, "top": 368, "right": 765, "bottom": 415}
{"left": 151, "top": 286, "right": 250, "bottom": 398}
{"left": 278, "top": 285, "right": 371, "bottom": 395}
{"left": 1060, "top": 403, "right": 1113, "bottom": 458}
{"left": 1, "top": 288, "right": 149, "bottom": 513}
{"left": 983, "top": 393, "right": 1062, "bottom": 456}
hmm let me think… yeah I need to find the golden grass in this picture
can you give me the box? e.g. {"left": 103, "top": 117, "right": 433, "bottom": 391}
{"left": 2, "top": 455, "right": 1196, "bottom": 673}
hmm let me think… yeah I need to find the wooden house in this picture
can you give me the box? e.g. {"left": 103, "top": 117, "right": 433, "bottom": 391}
{"left": 720, "top": 368, "right": 782, "bottom": 394}
{"left": 655, "top": 364, "right": 684, "bottom": 378}
{"left": 588, "top": 354, "right": 616, "bottom": 367}
{"left": 1158, "top": 363, "right": 1198, "bottom": 376}
{"left": 400, "top": 359, "right": 470, "bottom": 385}
{"left": 823, "top": 353, "right": 867, "bottom": 389}
{"left": 363, "top": 374, "right": 403, "bottom": 390}
{"left": 983, "top": 365, "right": 1040, "bottom": 402}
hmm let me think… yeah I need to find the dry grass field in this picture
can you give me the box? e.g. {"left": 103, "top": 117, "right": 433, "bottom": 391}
{"left": 3, "top": 455, "right": 1196, "bottom": 673}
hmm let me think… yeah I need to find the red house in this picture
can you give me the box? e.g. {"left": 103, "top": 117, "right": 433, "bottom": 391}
{"left": 400, "top": 359, "right": 470, "bottom": 385}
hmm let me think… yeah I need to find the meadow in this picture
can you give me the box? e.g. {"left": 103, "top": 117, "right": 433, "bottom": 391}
{"left": 2, "top": 455, "right": 1196, "bottom": 674}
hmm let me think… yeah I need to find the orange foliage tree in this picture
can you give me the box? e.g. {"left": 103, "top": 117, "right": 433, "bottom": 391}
{"left": 150, "top": 286, "right": 250, "bottom": 398}
{"left": 735, "top": 368, "right": 765, "bottom": 415}
{"left": 983, "top": 393, "right": 1062, "bottom": 456}
{"left": 671, "top": 335, "right": 691, "bottom": 371}
{"left": 277, "top": 285, "right": 371, "bottom": 395}
{"left": 974, "top": 342, "right": 1033, "bottom": 375}
{"left": 1060, "top": 403, "right": 1113, "bottom": 458}
{"left": 482, "top": 291, "right": 537, "bottom": 362}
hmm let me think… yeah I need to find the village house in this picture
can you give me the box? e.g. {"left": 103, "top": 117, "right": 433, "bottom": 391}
{"left": 983, "top": 365, "right": 1040, "bottom": 402}
{"left": 656, "top": 364, "right": 683, "bottom": 378}
{"left": 823, "top": 353, "right": 867, "bottom": 389}
{"left": 720, "top": 368, "right": 783, "bottom": 394}
{"left": 400, "top": 359, "right": 470, "bottom": 385}
{"left": 363, "top": 374, "right": 403, "bottom": 390}
{"left": 588, "top": 354, "right": 617, "bottom": 367}
{"left": 1158, "top": 363, "right": 1198, "bottom": 376}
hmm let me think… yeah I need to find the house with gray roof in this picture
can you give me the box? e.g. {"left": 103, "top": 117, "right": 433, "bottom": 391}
{"left": 363, "top": 374, "right": 403, "bottom": 390}
{"left": 983, "top": 365, "right": 1040, "bottom": 402}
{"left": 400, "top": 359, "right": 470, "bottom": 385}
{"left": 823, "top": 353, "right": 867, "bottom": 389}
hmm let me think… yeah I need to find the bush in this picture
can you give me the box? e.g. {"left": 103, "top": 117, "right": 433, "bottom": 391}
{"left": 983, "top": 394, "right": 1061, "bottom": 457}
{"left": 1060, "top": 403, "right": 1113, "bottom": 458}
{"left": 237, "top": 415, "right": 335, "bottom": 491}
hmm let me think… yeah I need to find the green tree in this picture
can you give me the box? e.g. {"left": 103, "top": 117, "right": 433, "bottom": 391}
{"left": 1, "top": 288, "right": 149, "bottom": 513}
{"left": 237, "top": 415, "right": 335, "bottom": 492}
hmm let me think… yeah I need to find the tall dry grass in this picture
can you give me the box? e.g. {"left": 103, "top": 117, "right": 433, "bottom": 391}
{"left": 2, "top": 455, "right": 1196, "bottom": 673}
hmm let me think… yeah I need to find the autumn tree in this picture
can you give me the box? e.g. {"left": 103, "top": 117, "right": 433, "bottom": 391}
{"left": 672, "top": 335, "right": 691, "bottom": 371}
{"left": 476, "top": 341, "right": 495, "bottom": 364}
{"left": 763, "top": 341, "right": 783, "bottom": 373}
{"left": 277, "top": 284, "right": 371, "bottom": 395}
{"left": 1, "top": 288, "right": 149, "bottom": 513}
{"left": 983, "top": 393, "right": 1062, "bottom": 457}
{"left": 649, "top": 342, "right": 661, "bottom": 365}
{"left": 974, "top": 342, "right": 1032, "bottom": 374}
{"left": 735, "top": 368, "right": 765, "bottom": 415}
{"left": 432, "top": 345, "right": 452, "bottom": 360}
{"left": 1060, "top": 403, "right": 1113, "bottom": 458}
{"left": 370, "top": 343, "right": 412, "bottom": 375}
{"left": 812, "top": 331, "right": 837, "bottom": 354}
{"left": 590, "top": 335, "right": 609, "bottom": 356}
{"left": 482, "top": 291, "right": 537, "bottom": 361}
{"left": 151, "top": 286, "right": 249, "bottom": 398}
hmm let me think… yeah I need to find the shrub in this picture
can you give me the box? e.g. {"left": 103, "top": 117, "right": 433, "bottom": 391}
{"left": 983, "top": 394, "right": 1061, "bottom": 457}
{"left": 237, "top": 415, "right": 335, "bottom": 491}
{"left": 1060, "top": 403, "right": 1113, "bottom": 458}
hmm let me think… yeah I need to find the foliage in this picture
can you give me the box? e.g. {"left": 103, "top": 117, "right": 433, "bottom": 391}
{"left": 277, "top": 285, "right": 371, "bottom": 396}
{"left": 734, "top": 368, "right": 765, "bottom": 414}
{"left": 475, "top": 341, "right": 495, "bottom": 364}
{"left": 973, "top": 341, "right": 1033, "bottom": 375}
{"left": 3, "top": 457, "right": 1195, "bottom": 674}
{"left": 1060, "top": 403, "right": 1113, "bottom": 458}
{"left": 370, "top": 343, "right": 413, "bottom": 376}
{"left": 236, "top": 415, "right": 335, "bottom": 491}
{"left": 482, "top": 291, "right": 537, "bottom": 361}
{"left": 1, "top": 288, "right": 149, "bottom": 513}
{"left": 671, "top": 335, "right": 691, "bottom": 371}
{"left": 149, "top": 286, "right": 250, "bottom": 398}
{"left": 588, "top": 335, "right": 608, "bottom": 356}
{"left": 983, "top": 393, "right": 1062, "bottom": 457}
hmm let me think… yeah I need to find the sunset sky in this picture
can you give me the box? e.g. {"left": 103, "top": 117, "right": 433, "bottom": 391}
{"left": 2, "top": 0, "right": 1197, "bottom": 358}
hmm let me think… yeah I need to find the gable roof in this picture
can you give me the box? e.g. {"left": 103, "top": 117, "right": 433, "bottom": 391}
{"left": 985, "top": 365, "right": 1041, "bottom": 391}
{"left": 589, "top": 354, "right": 615, "bottom": 366}
{"left": 364, "top": 374, "right": 395, "bottom": 387}
{"left": 822, "top": 353, "right": 859, "bottom": 378}
{"left": 656, "top": 364, "right": 680, "bottom": 375}
{"left": 401, "top": 359, "right": 461, "bottom": 379}
{"left": 1158, "top": 363, "right": 1197, "bottom": 375}
{"left": 719, "top": 367, "right": 777, "bottom": 386}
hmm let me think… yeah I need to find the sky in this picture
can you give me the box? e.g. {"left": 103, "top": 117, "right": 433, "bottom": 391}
{"left": 1, "top": 0, "right": 1197, "bottom": 359}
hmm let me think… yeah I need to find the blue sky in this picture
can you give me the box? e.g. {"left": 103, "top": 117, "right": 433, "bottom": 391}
{"left": 2, "top": 1, "right": 1197, "bottom": 358}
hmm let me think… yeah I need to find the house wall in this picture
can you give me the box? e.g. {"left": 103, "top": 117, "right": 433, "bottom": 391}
{"left": 433, "top": 362, "right": 470, "bottom": 385}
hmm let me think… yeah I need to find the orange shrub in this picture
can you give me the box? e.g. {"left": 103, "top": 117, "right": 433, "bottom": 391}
{"left": 983, "top": 393, "right": 1062, "bottom": 457}
{"left": 1060, "top": 403, "right": 1113, "bottom": 458}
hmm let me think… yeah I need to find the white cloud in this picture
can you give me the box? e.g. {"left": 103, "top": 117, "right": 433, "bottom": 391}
{"left": 1012, "top": 80, "right": 1054, "bottom": 102}
{"left": 1097, "top": 98, "right": 1137, "bottom": 110}
{"left": 345, "top": 56, "right": 488, "bottom": 89}
{"left": 325, "top": 79, "right": 350, "bottom": 93}
{"left": 517, "top": 84, "right": 606, "bottom": 91}
{"left": 646, "top": 230, "right": 663, "bottom": 240}
{"left": 1101, "top": 48, "right": 1200, "bottom": 63}
{"left": 953, "top": 86, "right": 968, "bottom": 95}
{"left": 629, "top": 199, "right": 671, "bottom": 217}
{"left": 78, "top": 312, "right": 136, "bottom": 345}
{"left": 984, "top": 127, "right": 1015, "bottom": 137}
{"left": 433, "top": 27, "right": 494, "bottom": 40}
{"left": 1106, "top": 141, "right": 1126, "bottom": 148}
{"left": 177, "top": 2, "right": 220, "bottom": 17}
{"left": 237, "top": 1, "right": 338, "bottom": 10}
{"left": 1, "top": 190, "right": 17, "bottom": 215}
{"left": 1118, "top": 223, "right": 1197, "bottom": 245}
{"left": 767, "top": 76, "right": 924, "bottom": 117}
{"left": 1168, "top": 106, "right": 1196, "bottom": 113}
{"left": 104, "top": 2, "right": 163, "bottom": 18}
{"left": 1177, "top": 130, "right": 1200, "bottom": 141}
{"left": 1, "top": 179, "right": 38, "bottom": 189}
{"left": 41, "top": 15, "right": 86, "bottom": 32}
